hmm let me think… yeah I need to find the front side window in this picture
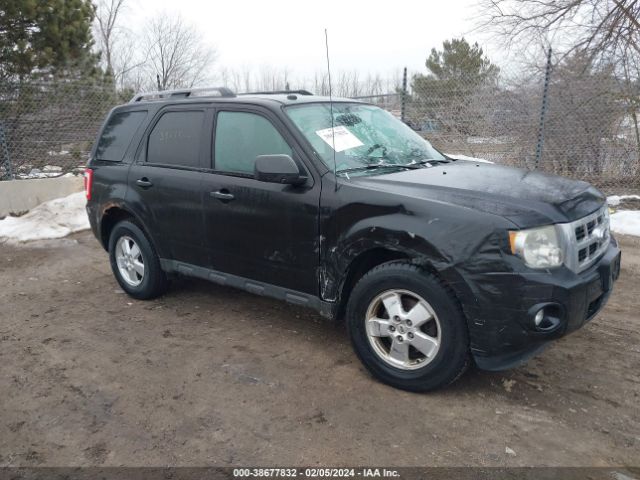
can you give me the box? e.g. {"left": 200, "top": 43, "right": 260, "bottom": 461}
{"left": 96, "top": 110, "right": 147, "bottom": 161}
{"left": 147, "top": 110, "right": 204, "bottom": 167}
{"left": 285, "top": 103, "right": 445, "bottom": 174}
{"left": 214, "top": 111, "right": 292, "bottom": 174}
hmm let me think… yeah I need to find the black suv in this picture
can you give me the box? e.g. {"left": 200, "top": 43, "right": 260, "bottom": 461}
{"left": 85, "top": 87, "right": 621, "bottom": 392}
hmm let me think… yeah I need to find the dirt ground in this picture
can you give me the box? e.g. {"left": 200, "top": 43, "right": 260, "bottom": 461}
{"left": 0, "top": 231, "right": 639, "bottom": 468}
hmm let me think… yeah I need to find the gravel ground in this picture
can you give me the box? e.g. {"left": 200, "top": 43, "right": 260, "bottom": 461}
{"left": 0, "top": 232, "right": 639, "bottom": 467}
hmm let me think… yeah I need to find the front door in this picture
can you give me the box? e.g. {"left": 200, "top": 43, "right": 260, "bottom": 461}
{"left": 201, "top": 108, "right": 320, "bottom": 295}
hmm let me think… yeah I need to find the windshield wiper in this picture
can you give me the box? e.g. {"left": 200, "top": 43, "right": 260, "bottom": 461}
{"left": 410, "top": 158, "right": 450, "bottom": 166}
{"left": 338, "top": 163, "right": 410, "bottom": 175}
{"left": 338, "top": 158, "right": 450, "bottom": 176}
{"left": 386, "top": 159, "right": 450, "bottom": 170}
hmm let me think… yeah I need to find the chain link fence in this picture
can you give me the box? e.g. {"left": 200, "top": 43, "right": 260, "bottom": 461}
{"left": 360, "top": 61, "right": 640, "bottom": 194}
{"left": 1, "top": 63, "right": 639, "bottom": 193}
{"left": 0, "top": 80, "right": 124, "bottom": 180}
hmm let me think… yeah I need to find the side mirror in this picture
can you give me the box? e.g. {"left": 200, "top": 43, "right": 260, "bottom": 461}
{"left": 254, "top": 155, "right": 306, "bottom": 185}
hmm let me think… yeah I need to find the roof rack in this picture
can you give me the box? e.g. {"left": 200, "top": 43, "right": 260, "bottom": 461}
{"left": 239, "top": 89, "right": 314, "bottom": 96}
{"left": 129, "top": 86, "right": 236, "bottom": 103}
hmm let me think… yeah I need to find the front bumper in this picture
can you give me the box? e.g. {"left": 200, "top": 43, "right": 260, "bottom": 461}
{"left": 468, "top": 239, "right": 621, "bottom": 371}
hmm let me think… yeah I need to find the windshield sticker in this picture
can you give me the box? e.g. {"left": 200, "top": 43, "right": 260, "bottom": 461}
{"left": 315, "top": 126, "right": 364, "bottom": 152}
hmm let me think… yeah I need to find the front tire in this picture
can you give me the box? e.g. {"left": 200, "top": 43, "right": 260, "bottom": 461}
{"left": 108, "top": 220, "right": 167, "bottom": 300}
{"left": 346, "top": 261, "right": 470, "bottom": 392}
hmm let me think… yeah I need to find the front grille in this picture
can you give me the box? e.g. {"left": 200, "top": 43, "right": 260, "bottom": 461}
{"left": 559, "top": 205, "right": 610, "bottom": 273}
{"left": 578, "top": 248, "right": 587, "bottom": 262}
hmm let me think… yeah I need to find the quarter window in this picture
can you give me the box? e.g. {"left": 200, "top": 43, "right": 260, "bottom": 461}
{"left": 214, "top": 111, "right": 292, "bottom": 174}
{"left": 147, "top": 110, "right": 204, "bottom": 167}
{"left": 96, "top": 110, "right": 147, "bottom": 162}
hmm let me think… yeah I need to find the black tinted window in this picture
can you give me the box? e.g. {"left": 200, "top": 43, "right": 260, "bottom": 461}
{"left": 95, "top": 111, "right": 147, "bottom": 161}
{"left": 147, "top": 111, "right": 204, "bottom": 167}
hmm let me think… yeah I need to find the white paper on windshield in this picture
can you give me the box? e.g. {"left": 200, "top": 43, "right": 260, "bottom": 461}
{"left": 315, "top": 126, "right": 364, "bottom": 152}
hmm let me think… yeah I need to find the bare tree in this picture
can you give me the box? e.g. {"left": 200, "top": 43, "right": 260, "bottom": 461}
{"left": 111, "top": 30, "right": 147, "bottom": 90}
{"left": 213, "top": 65, "right": 403, "bottom": 97}
{"left": 143, "top": 14, "right": 217, "bottom": 90}
{"left": 619, "top": 47, "right": 640, "bottom": 165}
{"left": 476, "top": 0, "right": 640, "bottom": 178}
{"left": 254, "top": 65, "right": 291, "bottom": 91}
{"left": 94, "top": 0, "right": 147, "bottom": 91}
{"left": 94, "top": 0, "right": 126, "bottom": 75}
{"left": 477, "top": 0, "right": 640, "bottom": 62}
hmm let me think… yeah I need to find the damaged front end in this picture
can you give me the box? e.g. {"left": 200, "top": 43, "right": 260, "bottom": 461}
{"left": 319, "top": 165, "right": 621, "bottom": 371}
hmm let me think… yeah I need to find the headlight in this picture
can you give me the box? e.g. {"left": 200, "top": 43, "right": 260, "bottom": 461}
{"left": 509, "top": 225, "right": 563, "bottom": 269}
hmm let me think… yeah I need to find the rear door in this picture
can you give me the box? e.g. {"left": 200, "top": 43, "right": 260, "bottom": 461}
{"left": 201, "top": 106, "right": 321, "bottom": 295}
{"left": 127, "top": 106, "right": 210, "bottom": 266}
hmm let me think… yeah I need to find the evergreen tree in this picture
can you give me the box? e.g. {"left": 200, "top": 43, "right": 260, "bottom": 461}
{"left": 0, "top": 0, "right": 99, "bottom": 80}
{"left": 424, "top": 38, "right": 499, "bottom": 84}
{"left": 411, "top": 38, "right": 499, "bottom": 135}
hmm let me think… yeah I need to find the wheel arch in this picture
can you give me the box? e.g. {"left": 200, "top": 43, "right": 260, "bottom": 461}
{"left": 99, "top": 205, "right": 159, "bottom": 255}
{"left": 335, "top": 247, "right": 472, "bottom": 333}
{"left": 335, "top": 248, "right": 409, "bottom": 321}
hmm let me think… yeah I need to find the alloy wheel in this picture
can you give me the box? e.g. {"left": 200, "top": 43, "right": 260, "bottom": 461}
{"left": 365, "top": 289, "right": 441, "bottom": 370}
{"left": 115, "top": 235, "right": 145, "bottom": 287}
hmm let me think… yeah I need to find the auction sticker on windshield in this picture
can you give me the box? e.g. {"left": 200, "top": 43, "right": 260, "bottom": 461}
{"left": 316, "top": 126, "right": 364, "bottom": 152}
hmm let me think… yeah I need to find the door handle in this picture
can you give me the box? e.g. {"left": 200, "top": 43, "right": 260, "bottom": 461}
{"left": 136, "top": 178, "right": 153, "bottom": 188}
{"left": 210, "top": 190, "right": 235, "bottom": 202}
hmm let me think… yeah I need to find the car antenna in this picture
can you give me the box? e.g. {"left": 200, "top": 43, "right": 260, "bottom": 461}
{"left": 324, "top": 28, "right": 338, "bottom": 191}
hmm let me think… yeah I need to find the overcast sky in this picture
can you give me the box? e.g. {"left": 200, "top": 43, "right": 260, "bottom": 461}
{"left": 125, "top": 0, "right": 503, "bottom": 79}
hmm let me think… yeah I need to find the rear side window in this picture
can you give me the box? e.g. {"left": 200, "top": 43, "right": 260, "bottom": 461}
{"left": 147, "top": 110, "right": 204, "bottom": 167}
{"left": 95, "top": 110, "right": 147, "bottom": 161}
{"left": 214, "top": 111, "right": 292, "bottom": 174}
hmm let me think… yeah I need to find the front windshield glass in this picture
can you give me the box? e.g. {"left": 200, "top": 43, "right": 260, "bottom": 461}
{"left": 285, "top": 103, "right": 446, "bottom": 174}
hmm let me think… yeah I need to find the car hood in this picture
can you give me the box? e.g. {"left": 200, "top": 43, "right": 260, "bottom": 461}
{"left": 348, "top": 162, "right": 605, "bottom": 227}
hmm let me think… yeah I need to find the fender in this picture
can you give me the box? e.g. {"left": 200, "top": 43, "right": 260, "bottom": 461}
{"left": 323, "top": 222, "right": 476, "bottom": 314}
{"left": 319, "top": 176, "right": 516, "bottom": 333}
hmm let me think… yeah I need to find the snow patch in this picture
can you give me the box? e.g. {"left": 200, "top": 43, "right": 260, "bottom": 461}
{"left": 610, "top": 210, "right": 640, "bottom": 237}
{"left": 17, "top": 171, "right": 76, "bottom": 179}
{"left": 0, "top": 192, "right": 89, "bottom": 243}
{"left": 445, "top": 153, "right": 493, "bottom": 164}
{"left": 607, "top": 194, "right": 640, "bottom": 207}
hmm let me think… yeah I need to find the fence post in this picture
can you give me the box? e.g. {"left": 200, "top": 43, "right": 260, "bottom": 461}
{"left": 401, "top": 67, "right": 408, "bottom": 123}
{"left": 534, "top": 48, "right": 553, "bottom": 169}
{"left": 0, "top": 121, "right": 14, "bottom": 181}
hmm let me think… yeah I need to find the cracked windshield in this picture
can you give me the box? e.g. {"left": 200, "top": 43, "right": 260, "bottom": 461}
{"left": 285, "top": 103, "right": 447, "bottom": 175}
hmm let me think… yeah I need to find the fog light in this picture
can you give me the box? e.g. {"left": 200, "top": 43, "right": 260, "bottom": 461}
{"left": 534, "top": 309, "right": 545, "bottom": 326}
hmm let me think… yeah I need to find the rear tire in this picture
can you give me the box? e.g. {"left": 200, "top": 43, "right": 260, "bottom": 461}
{"left": 346, "top": 261, "right": 470, "bottom": 392}
{"left": 108, "top": 220, "right": 167, "bottom": 300}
